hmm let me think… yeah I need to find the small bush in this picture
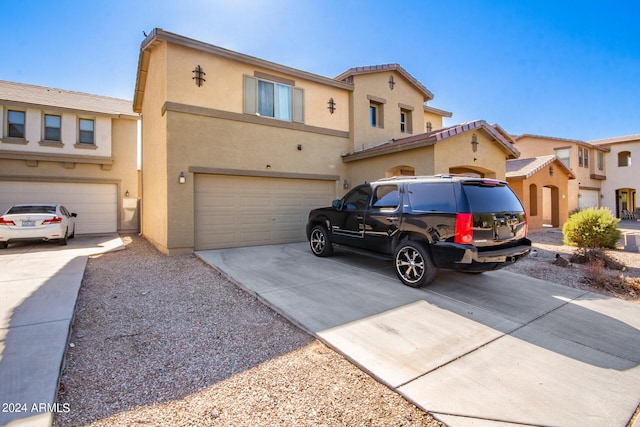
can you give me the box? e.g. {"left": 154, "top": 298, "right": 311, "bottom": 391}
{"left": 562, "top": 207, "right": 621, "bottom": 249}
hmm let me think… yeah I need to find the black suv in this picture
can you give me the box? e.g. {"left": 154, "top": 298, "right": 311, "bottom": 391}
{"left": 306, "top": 175, "right": 531, "bottom": 287}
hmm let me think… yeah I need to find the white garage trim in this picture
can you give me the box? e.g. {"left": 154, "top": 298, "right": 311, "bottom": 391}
{"left": 0, "top": 180, "right": 118, "bottom": 234}
{"left": 194, "top": 173, "right": 336, "bottom": 250}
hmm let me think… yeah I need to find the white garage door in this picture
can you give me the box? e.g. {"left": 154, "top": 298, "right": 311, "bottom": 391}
{"left": 195, "top": 174, "right": 335, "bottom": 250}
{"left": 579, "top": 189, "right": 599, "bottom": 210}
{"left": 0, "top": 181, "right": 117, "bottom": 234}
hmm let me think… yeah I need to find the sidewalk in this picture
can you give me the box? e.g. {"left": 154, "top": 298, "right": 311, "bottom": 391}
{"left": 0, "top": 235, "right": 124, "bottom": 427}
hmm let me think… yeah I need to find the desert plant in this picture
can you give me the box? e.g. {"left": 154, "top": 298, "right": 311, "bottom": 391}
{"left": 562, "top": 207, "right": 621, "bottom": 249}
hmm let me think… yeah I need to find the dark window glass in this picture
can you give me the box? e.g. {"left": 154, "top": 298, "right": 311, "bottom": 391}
{"left": 372, "top": 185, "right": 399, "bottom": 208}
{"left": 343, "top": 186, "right": 372, "bottom": 210}
{"left": 407, "top": 183, "right": 456, "bottom": 212}
{"left": 462, "top": 183, "right": 524, "bottom": 213}
{"left": 7, "top": 110, "right": 25, "bottom": 138}
{"left": 79, "top": 119, "right": 94, "bottom": 144}
{"left": 45, "top": 114, "right": 61, "bottom": 141}
{"left": 370, "top": 105, "right": 377, "bottom": 127}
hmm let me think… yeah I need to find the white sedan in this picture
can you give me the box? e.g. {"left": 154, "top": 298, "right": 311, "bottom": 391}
{"left": 0, "top": 204, "right": 77, "bottom": 248}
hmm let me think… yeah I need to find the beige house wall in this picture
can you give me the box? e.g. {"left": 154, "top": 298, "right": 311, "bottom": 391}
{"left": 507, "top": 162, "right": 571, "bottom": 230}
{"left": 514, "top": 135, "right": 605, "bottom": 213}
{"left": 139, "top": 41, "right": 170, "bottom": 251}
{"left": 434, "top": 132, "right": 506, "bottom": 179}
{"left": 138, "top": 35, "right": 352, "bottom": 253}
{"left": 349, "top": 71, "right": 432, "bottom": 152}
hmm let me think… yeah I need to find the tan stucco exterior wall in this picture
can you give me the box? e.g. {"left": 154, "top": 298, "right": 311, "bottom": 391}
{"left": 140, "top": 41, "right": 169, "bottom": 251}
{"left": 507, "top": 162, "right": 572, "bottom": 230}
{"left": 434, "top": 132, "right": 506, "bottom": 179}
{"left": 514, "top": 136, "right": 605, "bottom": 213}
{"left": 349, "top": 71, "right": 431, "bottom": 152}
{"left": 139, "top": 38, "right": 352, "bottom": 253}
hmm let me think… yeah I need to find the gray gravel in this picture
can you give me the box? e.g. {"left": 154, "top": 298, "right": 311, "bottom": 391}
{"left": 54, "top": 235, "right": 444, "bottom": 426}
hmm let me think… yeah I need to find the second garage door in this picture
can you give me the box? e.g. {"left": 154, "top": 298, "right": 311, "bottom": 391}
{"left": 0, "top": 181, "right": 117, "bottom": 234}
{"left": 195, "top": 174, "right": 335, "bottom": 250}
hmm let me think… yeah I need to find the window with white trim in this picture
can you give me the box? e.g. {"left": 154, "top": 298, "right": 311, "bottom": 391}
{"left": 79, "top": 118, "right": 95, "bottom": 144}
{"left": 44, "top": 114, "right": 61, "bottom": 141}
{"left": 7, "top": 110, "right": 25, "bottom": 138}
{"left": 243, "top": 74, "right": 304, "bottom": 123}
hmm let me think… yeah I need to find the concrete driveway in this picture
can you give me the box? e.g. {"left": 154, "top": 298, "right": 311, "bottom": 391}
{"left": 0, "top": 235, "right": 124, "bottom": 427}
{"left": 197, "top": 242, "right": 640, "bottom": 427}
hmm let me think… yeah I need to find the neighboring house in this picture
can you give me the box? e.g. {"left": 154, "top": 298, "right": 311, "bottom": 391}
{"left": 0, "top": 80, "right": 140, "bottom": 234}
{"left": 506, "top": 155, "right": 575, "bottom": 229}
{"left": 513, "top": 134, "right": 609, "bottom": 214}
{"left": 133, "top": 29, "right": 521, "bottom": 254}
{"left": 590, "top": 134, "right": 639, "bottom": 219}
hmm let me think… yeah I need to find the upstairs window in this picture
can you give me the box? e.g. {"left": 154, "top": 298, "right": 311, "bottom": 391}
{"left": 7, "top": 110, "right": 25, "bottom": 138}
{"left": 258, "top": 80, "right": 291, "bottom": 120}
{"left": 618, "top": 151, "right": 632, "bottom": 167}
{"left": 79, "top": 119, "right": 94, "bottom": 144}
{"left": 44, "top": 114, "right": 61, "bottom": 141}
{"left": 370, "top": 105, "right": 378, "bottom": 127}
{"left": 555, "top": 148, "right": 570, "bottom": 168}
{"left": 400, "top": 108, "right": 412, "bottom": 133}
{"left": 597, "top": 152, "right": 605, "bottom": 171}
{"left": 243, "top": 74, "right": 304, "bottom": 123}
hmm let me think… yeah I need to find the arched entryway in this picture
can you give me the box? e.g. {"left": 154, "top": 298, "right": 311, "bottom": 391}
{"left": 615, "top": 188, "right": 637, "bottom": 218}
{"left": 386, "top": 165, "right": 415, "bottom": 177}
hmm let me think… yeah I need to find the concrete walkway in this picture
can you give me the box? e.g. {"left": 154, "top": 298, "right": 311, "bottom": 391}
{"left": 0, "top": 235, "right": 124, "bottom": 427}
{"left": 197, "top": 243, "right": 640, "bottom": 427}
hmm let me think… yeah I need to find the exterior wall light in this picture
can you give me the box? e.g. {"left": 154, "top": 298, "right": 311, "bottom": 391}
{"left": 343, "top": 179, "right": 350, "bottom": 189}
{"left": 179, "top": 172, "right": 186, "bottom": 184}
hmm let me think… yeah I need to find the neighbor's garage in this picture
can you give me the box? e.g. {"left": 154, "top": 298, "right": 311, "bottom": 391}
{"left": 0, "top": 181, "right": 117, "bottom": 234}
{"left": 579, "top": 189, "right": 600, "bottom": 210}
{"left": 194, "top": 174, "right": 335, "bottom": 250}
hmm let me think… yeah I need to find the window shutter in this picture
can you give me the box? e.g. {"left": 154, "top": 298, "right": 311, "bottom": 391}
{"left": 292, "top": 87, "right": 304, "bottom": 123}
{"left": 243, "top": 75, "right": 258, "bottom": 115}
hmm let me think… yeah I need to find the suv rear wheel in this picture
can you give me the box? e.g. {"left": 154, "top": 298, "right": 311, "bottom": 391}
{"left": 394, "top": 240, "right": 436, "bottom": 287}
{"left": 309, "top": 224, "right": 333, "bottom": 257}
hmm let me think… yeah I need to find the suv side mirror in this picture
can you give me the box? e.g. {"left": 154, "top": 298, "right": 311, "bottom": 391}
{"left": 331, "top": 199, "right": 342, "bottom": 210}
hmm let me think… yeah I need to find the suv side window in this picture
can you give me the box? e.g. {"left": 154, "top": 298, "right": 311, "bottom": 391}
{"left": 407, "top": 183, "right": 456, "bottom": 212}
{"left": 343, "top": 186, "right": 372, "bottom": 210}
{"left": 372, "top": 185, "right": 400, "bottom": 209}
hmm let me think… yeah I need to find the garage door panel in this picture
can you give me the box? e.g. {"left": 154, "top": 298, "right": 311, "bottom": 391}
{"left": 0, "top": 181, "right": 117, "bottom": 234}
{"left": 195, "top": 174, "right": 335, "bottom": 250}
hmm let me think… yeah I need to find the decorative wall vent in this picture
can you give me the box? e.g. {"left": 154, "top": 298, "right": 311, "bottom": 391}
{"left": 192, "top": 65, "right": 206, "bottom": 87}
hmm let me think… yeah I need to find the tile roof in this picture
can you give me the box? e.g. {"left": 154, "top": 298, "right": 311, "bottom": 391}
{"left": 506, "top": 154, "right": 575, "bottom": 179}
{"left": 589, "top": 134, "right": 640, "bottom": 146}
{"left": 335, "top": 64, "right": 434, "bottom": 101}
{"left": 343, "top": 120, "right": 520, "bottom": 162}
{"left": 0, "top": 80, "right": 137, "bottom": 118}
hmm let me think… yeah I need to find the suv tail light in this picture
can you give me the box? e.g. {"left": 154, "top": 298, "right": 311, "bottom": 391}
{"left": 43, "top": 216, "right": 63, "bottom": 224}
{"left": 0, "top": 217, "right": 15, "bottom": 225}
{"left": 455, "top": 213, "right": 473, "bottom": 244}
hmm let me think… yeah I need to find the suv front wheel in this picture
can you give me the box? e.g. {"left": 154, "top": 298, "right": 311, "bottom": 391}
{"left": 309, "top": 224, "right": 333, "bottom": 257}
{"left": 394, "top": 240, "right": 436, "bottom": 287}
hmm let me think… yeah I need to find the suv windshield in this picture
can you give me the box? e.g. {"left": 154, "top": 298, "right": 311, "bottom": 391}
{"left": 462, "top": 182, "right": 523, "bottom": 213}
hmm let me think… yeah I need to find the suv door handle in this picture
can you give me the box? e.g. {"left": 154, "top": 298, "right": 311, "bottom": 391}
{"left": 355, "top": 215, "right": 364, "bottom": 220}
{"left": 386, "top": 216, "right": 399, "bottom": 222}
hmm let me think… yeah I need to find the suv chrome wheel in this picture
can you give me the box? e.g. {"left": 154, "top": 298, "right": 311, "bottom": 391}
{"left": 394, "top": 241, "right": 436, "bottom": 287}
{"left": 309, "top": 225, "right": 333, "bottom": 257}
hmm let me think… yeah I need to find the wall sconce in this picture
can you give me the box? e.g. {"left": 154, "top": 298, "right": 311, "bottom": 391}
{"left": 266, "top": 164, "right": 271, "bottom": 170}
{"left": 343, "top": 179, "right": 350, "bottom": 189}
{"left": 471, "top": 134, "right": 478, "bottom": 152}
{"left": 124, "top": 190, "right": 130, "bottom": 197}
{"left": 179, "top": 172, "right": 186, "bottom": 184}
{"left": 549, "top": 166, "right": 554, "bottom": 176}
{"left": 327, "top": 98, "right": 336, "bottom": 114}
{"left": 297, "top": 144, "right": 302, "bottom": 151}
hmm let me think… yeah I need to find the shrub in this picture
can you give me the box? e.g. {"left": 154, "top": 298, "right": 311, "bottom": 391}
{"left": 562, "top": 207, "right": 621, "bottom": 249}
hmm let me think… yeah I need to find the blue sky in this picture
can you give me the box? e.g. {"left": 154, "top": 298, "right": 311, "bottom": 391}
{"left": 2, "top": 0, "right": 639, "bottom": 141}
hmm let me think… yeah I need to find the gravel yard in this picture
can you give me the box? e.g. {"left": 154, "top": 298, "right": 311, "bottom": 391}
{"left": 54, "top": 235, "right": 444, "bottom": 427}
{"left": 54, "top": 228, "right": 639, "bottom": 426}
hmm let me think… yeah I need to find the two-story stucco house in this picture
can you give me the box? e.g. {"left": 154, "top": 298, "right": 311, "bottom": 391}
{"left": 0, "top": 80, "right": 140, "bottom": 234}
{"left": 513, "top": 134, "right": 609, "bottom": 214}
{"left": 591, "top": 134, "right": 639, "bottom": 219}
{"left": 133, "top": 29, "right": 522, "bottom": 254}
